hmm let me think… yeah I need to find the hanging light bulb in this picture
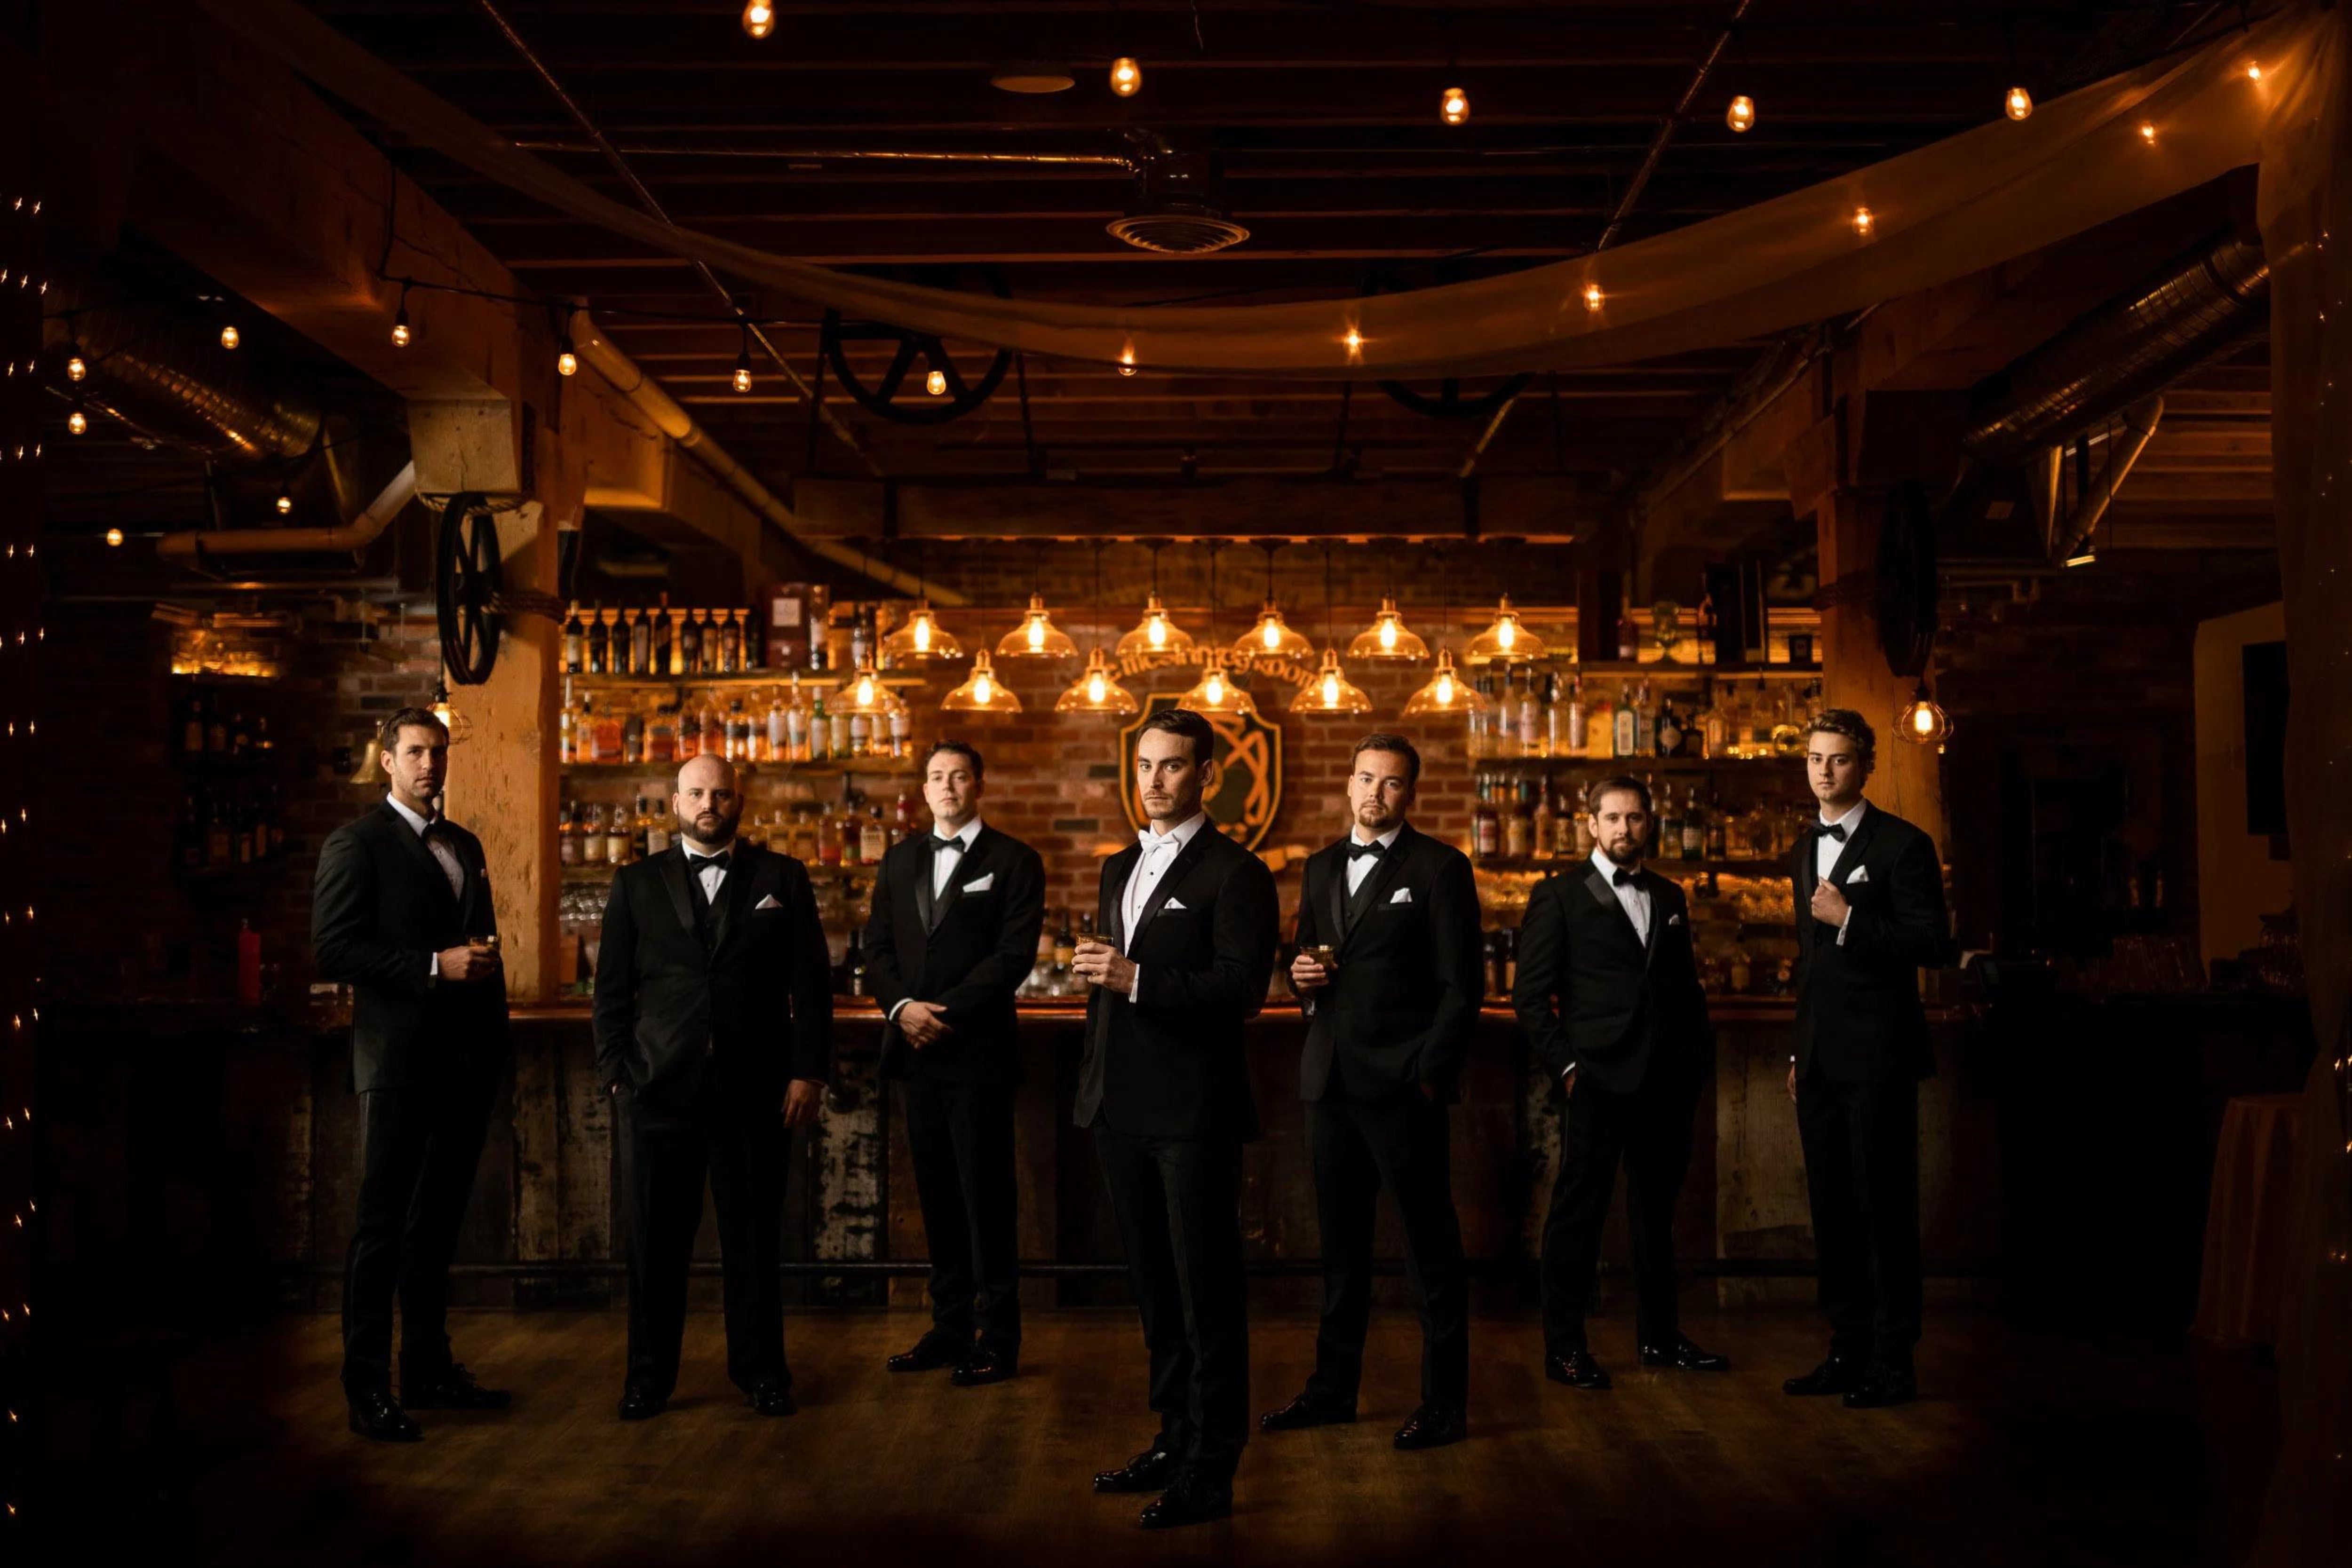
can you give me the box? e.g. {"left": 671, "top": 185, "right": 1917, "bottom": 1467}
{"left": 1725, "top": 94, "right": 1756, "bottom": 133}
{"left": 1291, "top": 648, "right": 1373, "bottom": 715}
{"left": 1582, "top": 282, "right": 1605, "bottom": 312}
{"left": 1117, "top": 341, "right": 1138, "bottom": 377}
{"left": 63, "top": 346, "right": 86, "bottom": 382}
{"left": 1403, "top": 647, "right": 1487, "bottom": 717}
{"left": 998, "top": 593, "right": 1078, "bottom": 660}
{"left": 1343, "top": 325, "right": 1363, "bottom": 360}
{"left": 882, "top": 600, "right": 962, "bottom": 663}
{"left": 835, "top": 658, "right": 894, "bottom": 716}
{"left": 1466, "top": 594, "right": 1547, "bottom": 664}
{"left": 1116, "top": 592, "right": 1194, "bottom": 659}
{"left": 733, "top": 350, "right": 754, "bottom": 394}
{"left": 275, "top": 485, "right": 294, "bottom": 515}
{"left": 742, "top": 1, "right": 776, "bottom": 39}
{"left": 942, "top": 649, "right": 1022, "bottom": 712}
{"left": 1178, "top": 649, "right": 1258, "bottom": 716}
{"left": 1440, "top": 85, "right": 1470, "bottom": 126}
{"left": 925, "top": 368, "right": 948, "bottom": 396}
{"left": 219, "top": 323, "right": 240, "bottom": 350}
{"left": 2004, "top": 85, "right": 2034, "bottom": 121}
{"left": 1347, "top": 595, "right": 1429, "bottom": 662}
{"left": 1896, "top": 683, "right": 1952, "bottom": 750}
{"left": 2138, "top": 121, "right": 2157, "bottom": 143}
{"left": 1851, "top": 206, "right": 1875, "bottom": 237}
{"left": 391, "top": 306, "right": 412, "bottom": 348}
{"left": 2246, "top": 63, "right": 2263, "bottom": 81}
{"left": 104, "top": 528, "right": 123, "bottom": 548}
{"left": 1239, "top": 600, "right": 1315, "bottom": 662}
{"left": 556, "top": 332, "right": 579, "bottom": 376}
{"left": 1110, "top": 55, "right": 1142, "bottom": 97}
{"left": 1056, "top": 646, "right": 1141, "bottom": 714}
{"left": 65, "top": 403, "right": 86, "bottom": 436}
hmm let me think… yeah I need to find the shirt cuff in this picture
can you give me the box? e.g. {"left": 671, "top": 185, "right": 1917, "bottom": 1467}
{"left": 1836, "top": 908, "right": 1853, "bottom": 946}
{"left": 887, "top": 998, "right": 909, "bottom": 1023}
{"left": 1127, "top": 965, "right": 1142, "bottom": 1003}
{"left": 1561, "top": 1061, "right": 1577, "bottom": 1077}
{"left": 428, "top": 950, "right": 440, "bottom": 978}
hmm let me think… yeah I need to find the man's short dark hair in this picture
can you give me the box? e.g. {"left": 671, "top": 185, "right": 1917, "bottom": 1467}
{"left": 377, "top": 706, "right": 449, "bottom": 755}
{"left": 923, "top": 739, "right": 985, "bottom": 778}
{"left": 1351, "top": 732, "right": 1422, "bottom": 788}
{"left": 1806, "top": 708, "right": 1877, "bottom": 776}
{"left": 1584, "top": 774, "right": 1652, "bottom": 816}
{"left": 1137, "top": 706, "right": 1218, "bottom": 765}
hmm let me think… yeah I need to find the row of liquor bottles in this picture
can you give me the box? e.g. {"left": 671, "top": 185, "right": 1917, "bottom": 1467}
{"left": 560, "top": 791, "right": 930, "bottom": 871}
{"left": 561, "top": 588, "right": 877, "bottom": 680}
{"left": 175, "top": 782, "right": 288, "bottom": 872}
{"left": 1468, "top": 772, "right": 1818, "bottom": 865}
{"left": 559, "top": 680, "right": 916, "bottom": 768}
{"left": 1478, "top": 921, "right": 1799, "bottom": 999}
{"left": 175, "top": 692, "right": 278, "bottom": 759}
{"left": 1464, "top": 671, "right": 1825, "bottom": 762}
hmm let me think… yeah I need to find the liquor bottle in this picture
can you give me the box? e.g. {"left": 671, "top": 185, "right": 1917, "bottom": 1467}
{"left": 839, "top": 804, "right": 863, "bottom": 868}
{"left": 807, "top": 594, "right": 832, "bottom": 674}
{"left": 808, "top": 694, "right": 830, "bottom": 761}
{"left": 1564, "top": 675, "right": 1588, "bottom": 755}
{"left": 887, "top": 700, "right": 911, "bottom": 760}
{"left": 558, "top": 801, "right": 579, "bottom": 867}
{"left": 182, "top": 694, "right": 207, "bottom": 756}
{"left": 563, "top": 602, "right": 585, "bottom": 674}
{"left": 860, "top": 805, "right": 888, "bottom": 864}
{"left": 817, "top": 810, "right": 842, "bottom": 867}
{"left": 1532, "top": 787, "right": 1556, "bottom": 860}
{"left": 1700, "top": 696, "right": 1728, "bottom": 760}
{"left": 633, "top": 797, "right": 652, "bottom": 862}
{"left": 593, "top": 699, "right": 624, "bottom": 764}
{"left": 726, "top": 699, "right": 752, "bottom": 762}
{"left": 850, "top": 605, "right": 873, "bottom": 672}
{"left": 894, "top": 789, "right": 919, "bottom": 842}
{"left": 649, "top": 704, "right": 677, "bottom": 765}
{"left": 1635, "top": 683, "right": 1658, "bottom": 754}
{"left": 844, "top": 928, "right": 869, "bottom": 998}
{"left": 675, "top": 700, "right": 700, "bottom": 762}
{"left": 1553, "top": 792, "right": 1579, "bottom": 858}
{"left": 1472, "top": 778, "right": 1501, "bottom": 860}
{"left": 1053, "top": 910, "right": 1077, "bottom": 972}
{"left": 582, "top": 803, "right": 608, "bottom": 865}
{"left": 1696, "top": 586, "right": 1718, "bottom": 666}
{"left": 1498, "top": 927, "right": 1518, "bottom": 994}
{"left": 586, "top": 603, "right": 610, "bottom": 674}
{"left": 665, "top": 606, "right": 688, "bottom": 676}
{"left": 680, "top": 608, "right": 704, "bottom": 675}
{"left": 605, "top": 804, "right": 631, "bottom": 866}
{"left": 1502, "top": 779, "right": 1533, "bottom": 859}
{"left": 766, "top": 691, "right": 787, "bottom": 763}
{"left": 1681, "top": 786, "right": 1705, "bottom": 860}
{"left": 622, "top": 703, "right": 646, "bottom": 765}
{"left": 651, "top": 593, "right": 674, "bottom": 677}
{"left": 742, "top": 605, "right": 763, "bottom": 671}
{"left": 1613, "top": 683, "right": 1637, "bottom": 758}
{"left": 1518, "top": 671, "right": 1543, "bottom": 757}
{"left": 848, "top": 704, "right": 872, "bottom": 759}
{"left": 630, "top": 606, "right": 654, "bottom": 675}
{"left": 1573, "top": 804, "right": 1595, "bottom": 859}
{"left": 787, "top": 679, "right": 810, "bottom": 762}
{"left": 828, "top": 701, "right": 850, "bottom": 761}
{"left": 1657, "top": 792, "right": 1681, "bottom": 860}
{"left": 720, "top": 608, "right": 745, "bottom": 674}
{"left": 1704, "top": 793, "right": 1729, "bottom": 860}
{"left": 1615, "top": 593, "right": 1638, "bottom": 663}
{"left": 700, "top": 704, "right": 724, "bottom": 760}
{"left": 1657, "top": 697, "right": 1685, "bottom": 758}
{"left": 647, "top": 799, "right": 673, "bottom": 857}
{"left": 1466, "top": 679, "right": 1488, "bottom": 760}
{"left": 557, "top": 696, "right": 575, "bottom": 765}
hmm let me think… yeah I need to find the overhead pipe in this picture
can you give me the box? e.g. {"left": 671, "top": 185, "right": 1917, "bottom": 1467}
{"left": 569, "top": 312, "right": 958, "bottom": 604}
{"left": 159, "top": 461, "right": 418, "bottom": 558}
{"left": 2051, "top": 394, "right": 2164, "bottom": 562}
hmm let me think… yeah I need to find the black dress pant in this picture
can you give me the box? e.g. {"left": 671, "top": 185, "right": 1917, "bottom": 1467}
{"left": 899, "top": 1074, "right": 1021, "bottom": 1355}
{"left": 622, "top": 1082, "right": 789, "bottom": 1398}
{"left": 1796, "top": 1071, "right": 1923, "bottom": 1370}
{"left": 1539, "top": 1073, "right": 1698, "bottom": 1356}
{"left": 1303, "top": 1091, "right": 1470, "bottom": 1410}
{"left": 1093, "top": 1124, "right": 1249, "bottom": 1480}
{"left": 342, "top": 1073, "right": 500, "bottom": 1395}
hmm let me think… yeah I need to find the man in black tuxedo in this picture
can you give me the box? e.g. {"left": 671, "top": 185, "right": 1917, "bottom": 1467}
{"left": 1260, "top": 733, "right": 1479, "bottom": 1450}
{"left": 312, "top": 706, "right": 511, "bottom": 1441}
{"left": 594, "top": 753, "right": 833, "bottom": 1422}
{"left": 864, "top": 740, "right": 1046, "bottom": 1386}
{"left": 1513, "top": 775, "right": 1727, "bottom": 1393}
{"left": 1072, "top": 707, "right": 1278, "bottom": 1530}
{"left": 1783, "top": 709, "right": 1949, "bottom": 1411}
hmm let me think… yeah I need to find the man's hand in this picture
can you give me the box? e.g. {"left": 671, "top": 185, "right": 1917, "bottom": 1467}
{"left": 1072, "top": 940, "right": 1137, "bottom": 996}
{"left": 1809, "top": 879, "right": 1851, "bottom": 928}
{"left": 896, "top": 1000, "right": 952, "bottom": 1049}
{"left": 783, "top": 1078, "right": 825, "bottom": 1128}
{"left": 1561, "top": 1067, "right": 1579, "bottom": 1100}
{"left": 1290, "top": 952, "right": 1332, "bottom": 993}
{"left": 436, "top": 944, "right": 500, "bottom": 983}
{"left": 1786, "top": 1062, "right": 1798, "bottom": 1103}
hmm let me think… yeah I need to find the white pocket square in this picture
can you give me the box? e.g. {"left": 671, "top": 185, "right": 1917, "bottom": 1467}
{"left": 1668, "top": 912, "right": 1684, "bottom": 927}
{"left": 1163, "top": 896, "right": 1188, "bottom": 911}
{"left": 1390, "top": 887, "right": 1414, "bottom": 904}
{"left": 1844, "top": 867, "right": 1870, "bottom": 885}
{"left": 963, "top": 872, "right": 995, "bottom": 892}
{"left": 755, "top": 893, "right": 783, "bottom": 910}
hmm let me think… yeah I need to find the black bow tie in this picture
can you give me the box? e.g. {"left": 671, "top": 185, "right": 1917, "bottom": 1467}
{"left": 929, "top": 836, "right": 966, "bottom": 855}
{"left": 1349, "top": 840, "right": 1387, "bottom": 860}
{"left": 1612, "top": 867, "right": 1638, "bottom": 886}
{"left": 1816, "top": 822, "right": 1849, "bottom": 843}
{"left": 686, "top": 851, "right": 731, "bottom": 873}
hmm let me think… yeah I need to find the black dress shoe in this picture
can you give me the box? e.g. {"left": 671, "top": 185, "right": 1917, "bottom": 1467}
{"left": 1392, "top": 1402, "right": 1466, "bottom": 1450}
{"left": 617, "top": 1388, "right": 668, "bottom": 1421}
{"left": 951, "top": 1347, "right": 1017, "bottom": 1386}
{"left": 748, "top": 1379, "right": 797, "bottom": 1417}
{"left": 1638, "top": 1335, "right": 1732, "bottom": 1373}
{"left": 1137, "top": 1473, "right": 1232, "bottom": 1530}
{"left": 1093, "top": 1444, "right": 1181, "bottom": 1494}
{"left": 1545, "top": 1350, "right": 1612, "bottom": 1390}
{"left": 1842, "top": 1367, "right": 1917, "bottom": 1409}
{"left": 347, "top": 1389, "right": 421, "bottom": 1442}
{"left": 886, "top": 1336, "right": 970, "bottom": 1373}
{"left": 401, "top": 1363, "right": 511, "bottom": 1410}
{"left": 1258, "top": 1391, "right": 1356, "bottom": 1432}
{"left": 1783, "top": 1353, "right": 1866, "bottom": 1397}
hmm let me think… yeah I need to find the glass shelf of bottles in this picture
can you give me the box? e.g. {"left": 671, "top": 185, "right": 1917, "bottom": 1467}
{"left": 561, "top": 675, "right": 930, "bottom": 772}
{"left": 1464, "top": 664, "right": 1826, "bottom": 764}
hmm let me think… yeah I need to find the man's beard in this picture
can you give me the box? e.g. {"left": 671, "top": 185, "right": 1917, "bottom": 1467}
{"left": 1602, "top": 840, "right": 1642, "bottom": 866}
{"left": 680, "top": 812, "right": 736, "bottom": 849}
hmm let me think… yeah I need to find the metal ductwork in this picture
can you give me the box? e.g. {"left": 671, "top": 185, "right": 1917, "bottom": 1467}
{"left": 1962, "top": 232, "right": 2267, "bottom": 466}
{"left": 158, "top": 462, "right": 418, "bottom": 559}
{"left": 1107, "top": 131, "right": 1249, "bottom": 256}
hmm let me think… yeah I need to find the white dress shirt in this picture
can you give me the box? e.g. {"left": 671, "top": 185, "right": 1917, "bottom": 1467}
{"left": 1344, "top": 824, "right": 1402, "bottom": 896}
{"left": 387, "top": 793, "right": 465, "bottom": 978}
{"left": 1120, "top": 810, "right": 1209, "bottom": 1002}
{"left": 1815, "top": 799, "right": 1866, "bottom": 945}
{"left": 888, "top": 817, "right": 985, "bottom": 1025}
{"left": 1590, "top": 846, "right": 1651, "bottom": 943}
{"left": 683, "top": 839, "right": 734, "bottom": 902}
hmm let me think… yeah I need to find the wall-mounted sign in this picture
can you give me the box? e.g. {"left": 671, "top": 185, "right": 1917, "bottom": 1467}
{"left": 1117, "top": 694, "right": 1284, "bottom": 851}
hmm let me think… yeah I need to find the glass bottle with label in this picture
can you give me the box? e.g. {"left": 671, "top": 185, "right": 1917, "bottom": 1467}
{"left": 808, "top": 695, "right": 830, "bottom": 761}
{"left": 632, "top": 797, "right": 653, "bottom": 861}
{"left": 647, "top": 800, "right": 673, "bottom": 857}
{"left": 1682, "top": 787, "right": 1706, "bottom": 860}
{"left": 1502, "top": 780, "right": 1533, "bottom": 859}
{"left": 1531, "top": 788, "right": 1555, "bottom": 859}
{"left": 593, "top": 700, "right": 625, "bottom": 764}
{"left": 586, "top": 602, "right": 609, "bottom": 674}
{"left": 563, "top": 603, "right": 585, "bottom": 673}
{"left": 630, "top": 606, "right": 653, "bottom": 675}
{"left": 622, "top": 703, "right": 646, "bottom": 764}
{"left": 787, "top": 679, "right": 810, "bottom": 762}
{"left": 828, "top": 700, "right": 850, "bottom": 761}
{"left": 720, "top": 608, "right": 745, "bottom": 674}
{"left": 605, "top": 806, "right": 631, "bottom": 866}
{"left": 675, "top": 701, "right": 700, "bottom": 762}
{"left": 700, "top": 704, "right": 724, "bottom": 760}
{"left": 1613, "top": 684, "right": 1638, "bottom": 758}
{"left": 888, "top": 700, "right": 911, "bottom": 760}
{"left": 1518, "top": 672, "right": 1543, "bottom": 756}
{"left": 860, "top": 805, "right": 888, "bottom": 864}
{"left": 681, "top": 609, "right": 704, "bottom": 675}
{"left": 726, "top": 699, "right": 752, "bottom": 762}
{"left": 581, "top": 803, "right": 607, "bottom": 865}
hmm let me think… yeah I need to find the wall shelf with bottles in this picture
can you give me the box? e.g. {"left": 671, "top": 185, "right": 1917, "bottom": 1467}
{"left": 1473, "top": 755, "right": 1802, "bottom": 773}
{"left": 565, "top": 671, "right": 925, "bottom": 694}
{"left": 1471, "top": 856, "right": 1788, "bottom": 877}
{"left": 559, "top": 760, "right": 910, "bottom": 779}
{"left": 1548, "top": 661, "right": 1821, "bottom": 680}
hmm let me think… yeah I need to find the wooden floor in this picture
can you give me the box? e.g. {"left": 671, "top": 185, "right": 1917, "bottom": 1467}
{"left": 84, "top": 1304, "right": 2269, "bottom": 1567}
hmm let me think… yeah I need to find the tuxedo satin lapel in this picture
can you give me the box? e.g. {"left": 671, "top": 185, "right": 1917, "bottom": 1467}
{"left": 656, "top": 847, "right": 699, "bottom": 942}
{"left": 1321, "top": 846, "right": 1347, "bottom": 950}
{"left": 1340, "top": 829, "right": 1411, "bottom": 954}
{"left": 378, "top": 805, "right": 459, "bottom": 913}
{"left": 1584, "top": 861, "right": 1646, "bottom": 956}
{"left": 705, "top": 845, "right": 758, "bottom": 952}
{"left": 930, "top": 828, "right": 990, "bottom": 932}
{"left": 913, "top": 839, "right": 938, "bottom": 932}
{"left": 1134, "top": 824, "right": 1214, "bottom": 939}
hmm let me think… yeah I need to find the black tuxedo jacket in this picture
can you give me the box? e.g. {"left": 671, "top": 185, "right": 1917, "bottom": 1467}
{"left": 1512, "top": 859, "right": 1711, "bottom": 1098}
{"left": 1790, "top": 803, "right": 1949, "bottom": 1084}
{"left": 312, "top": 802, "right": 509, "bottom": 1095}
{"left": 592, "top": 841, "right": 834, "bottom": 1114}
{"left": 1074, "top": 821, "right": 1279, "bottom": 1142}
{"left": 1290, "top": 824, "right": 1483, "bottom": 1103}
{"left": 863, "top": 823, "right": 1047, "bottom": 1084}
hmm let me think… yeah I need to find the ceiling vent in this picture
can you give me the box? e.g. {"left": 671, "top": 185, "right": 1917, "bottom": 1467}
{"left": 1107, "top": 135, "right": 1248, "bottom": 255}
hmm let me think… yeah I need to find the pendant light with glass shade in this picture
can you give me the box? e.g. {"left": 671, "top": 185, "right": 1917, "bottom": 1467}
{"left": 997, "top": 544, "right": 1078, "bottom": 661}
{"left": 942, "top": 649, "right": 1022, "bottom": 713}
{"left": 1115, "top": 542, "right": 1194, "bottom": 660}
{"left": 1404, "top": 550, "right": 1491, "bottom": 718}
{"left": 1292, "top": 545, "right": 1373, "bottom": 716}
{"left": 1057, "top": 543, "right": 1143, "bottom": 715}
{"left": 1178, "top": 543, "right": 1259, "bottom": 717}
{"left": 1346, "top": 551, "right": 1430, "bottom": 662}
{"left": 1236, "top": 541, "right": 1314, "bottom": 663}
{"left": 881, "top": 543, "right": 962, "bottom": 664}
{"left": 1466, "top": 593, "right": 1547, "bottom": 664}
